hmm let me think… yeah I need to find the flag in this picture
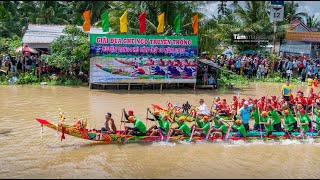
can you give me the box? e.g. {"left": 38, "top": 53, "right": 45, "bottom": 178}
{"left": 101, "top": 11, "right": 109, "bottom": 32}
{"left": 139, "top": 11, "right": 146, "bottom": 33}
{"left": 120, "top": 11, "right": 128, "bottom": 33}
{"left": 157, "top": 12, "right": 165, "bottom": 33}
{"left": 192, "top": 13, "right": 198, "bottom": 34}
{"left": 174, "top": 14, "right": 181, "bottom": 34}
{"left": 82, "top": 10, "right": 91, "bottom": 32}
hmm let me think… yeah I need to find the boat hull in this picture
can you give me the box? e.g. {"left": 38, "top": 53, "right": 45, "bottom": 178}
{"left": 36, "top": 118, "right": 320, "bottom": 143}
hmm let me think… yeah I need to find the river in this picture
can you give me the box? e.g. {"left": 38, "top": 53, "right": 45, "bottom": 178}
{"left": 1, "top": 82, "right": 320, "bottom": 178}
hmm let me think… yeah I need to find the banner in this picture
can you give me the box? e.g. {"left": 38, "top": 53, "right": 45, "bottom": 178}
{"left": 285, "top": 30, "right": 320, "bottom": 42}
{"left": 90, "top": 34, "right": 198, "bottom": 84}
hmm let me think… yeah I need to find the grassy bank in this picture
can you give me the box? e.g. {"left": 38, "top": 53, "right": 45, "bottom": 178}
{"left": 0, "top": 71, "right": 88, "bottom": 86}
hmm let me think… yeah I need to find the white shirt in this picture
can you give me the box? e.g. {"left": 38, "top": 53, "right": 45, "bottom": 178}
{"left": 198, "top": 103, "right": 209, "bottom": 115}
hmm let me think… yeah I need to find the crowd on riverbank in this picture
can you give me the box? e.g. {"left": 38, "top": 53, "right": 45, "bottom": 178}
{"left": 214, "top": 53, "right": 320, "bottom": 82}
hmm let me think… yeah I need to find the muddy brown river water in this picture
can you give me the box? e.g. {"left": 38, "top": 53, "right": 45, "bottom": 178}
{"left": 1, "top": 83, "right": 320, "bottom": 178}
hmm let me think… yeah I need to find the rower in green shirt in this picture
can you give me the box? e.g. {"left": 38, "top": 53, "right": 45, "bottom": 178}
{"left": 172, "top": 116, "right": 191, "bottom": 137}
{"left": 147, "top": 109, "right": 171, "bottom": 136}
{"left": 232, "top": 120, "right": 247, "bottom": 137}
{"left": 193, "top": 116, "right": 212, "bottom": 137}
{"left": 268, "top": 105, "right": 282, "bottom": 132}
{"left": 259, "top": 111, "right": 273, "bottom": 137}
{"left": 281, "top": 110, "right": 293, "bottom": 136}
{"left": 298, "top": 109, "right": 310, "bottom": 133}
{"left": 211, "top": 118, "right": 228, "bottom": 138}
{"left": 282, "top": 103, "right": 298, "bottom": 131}
{"left": 312, "top": 109, "right": 320, "bottom": 135}
{"left": 125, "top": 116, "right": 147, "bottom": 136}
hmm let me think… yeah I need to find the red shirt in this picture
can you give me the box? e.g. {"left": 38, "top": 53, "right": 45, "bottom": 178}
{"left": 258, "top": 101, "right": 266, "bottom": 111}
{"left": 297, "top": 97, "right": 307, "bottom": 105}
{"left": 232, "top": 100, "right": 239, "bottom": 110}
{"left": 271, "top": 100, "right": 278, "bottom": 109}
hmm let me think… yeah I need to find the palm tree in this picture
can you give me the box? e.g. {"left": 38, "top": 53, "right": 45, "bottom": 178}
{"left": 284, "top": 1, "right": 308, "bottom": 23}
{"left": 306, "top": 15, "right": 320, "bottom": 30}
{"left": 218, "top": 1, "right": 227, "bottom": 15}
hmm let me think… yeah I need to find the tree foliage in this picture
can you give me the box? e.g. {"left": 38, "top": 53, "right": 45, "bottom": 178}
{"left": 47, "top": 25, "right": 89, "bottom": 73}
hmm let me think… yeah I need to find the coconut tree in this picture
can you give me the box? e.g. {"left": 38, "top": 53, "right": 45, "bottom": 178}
{"left": 284, "top": 1, "right": 308, "bottom": 23}
{"left": 306, "top": 14, "right": 320, "bottom": 30}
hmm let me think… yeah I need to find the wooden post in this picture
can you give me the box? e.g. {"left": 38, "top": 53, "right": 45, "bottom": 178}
{"left": 160, "top": 83, "right": 163, "bottom": 91}
{"left": 89, "top": 83, "right": 92, "bottom": 89}
{"left": 128, "top": 83, "right": 131, "bottom": 91}
{"left": 194, "top": 83, "right": 196, "bottom": 90}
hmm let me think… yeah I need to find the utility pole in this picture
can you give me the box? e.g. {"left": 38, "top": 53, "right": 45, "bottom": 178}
{"left": 273, "top": 21, "right": 277, "bottom": 54}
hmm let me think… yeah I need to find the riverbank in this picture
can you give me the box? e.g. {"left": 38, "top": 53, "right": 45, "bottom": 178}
{"left": 0, "top": 71, "right": 308, "bottom": 88}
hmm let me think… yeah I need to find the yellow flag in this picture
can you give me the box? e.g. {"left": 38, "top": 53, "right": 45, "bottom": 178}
{"left": 120, "top": 11, "right": 128, "bottom": 33}
{"left": 157, "top": 12, "right": 165, "bottom": 33}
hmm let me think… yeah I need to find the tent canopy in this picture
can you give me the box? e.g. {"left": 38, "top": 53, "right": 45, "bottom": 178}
{"left": 15, "top": 45, "right": 37, "bottom": 53}
{"left": 239, "top": 50, "right": 256, "bottom": 55}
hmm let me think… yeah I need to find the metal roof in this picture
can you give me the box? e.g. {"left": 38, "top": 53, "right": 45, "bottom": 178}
{"left": 22, "top": 24, "right": 105, "bottom": 44}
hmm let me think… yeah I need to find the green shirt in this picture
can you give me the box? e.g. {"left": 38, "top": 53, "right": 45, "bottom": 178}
{"left": 314, "top": 110, "right": 320, "bottom": 131}
{"left": 289, "top": 110, "right": 297, "bottom": 124}
{"left": 299, "top": 116, "right": 310, "bottom": 132}
{"left": 269, "top": 110, "right": 281, "bottom": 125}
{"left": 134, "top": 118, "right": 147, "bottom": 133}
{"left": 213, "top": 115, "right": 220, "bottom": 127}
{"left": 161, "top": 120, "right": 170, "bottom": 135}
{"left": 196, "top": 119, "right": 204, "bottom": 128}
{"left": 283, "top": 115, "right": 293, "bottom": 131}
{"left": 260, "top": 116, "right": 273, "bottom": 132}
{"left": 202, "top": 121, "right": 211, "bottom": 134}
{"left": 233, "top": 124, "right": 247, "bottom": 137}
{"left": 216, "top": 123, "right": 228, "bottom": 134}
{"left": 179, "top": 122, "right": 191, "bottom": 136}
{"left": 251, "top": 109, "right": 260, "bottom": 124}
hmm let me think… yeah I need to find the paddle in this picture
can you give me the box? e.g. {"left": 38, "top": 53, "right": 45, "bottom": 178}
{"left": 189, "top": 115, "right": 197, "bottom": 142}
{"left": 257, "top": 105, "right": 263, "bottom": 140}
{"left": 205, "top": 112, "right": 216, "bottom": 141}
{"left": 147, "top": 108, "right": 164, "bottom": 141}
{"left": 224, "top": 92, "right": 240, "bottom": 140}
{"left": 293, "top": 105, "right": 305, "bottom": 139}
{"left": 311, "top": 100, "right": 315, "bottom": 136}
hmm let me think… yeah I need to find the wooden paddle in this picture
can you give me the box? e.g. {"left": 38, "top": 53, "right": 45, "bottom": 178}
{"left": 205, "top": 112, "right": 216, "bottom": 141}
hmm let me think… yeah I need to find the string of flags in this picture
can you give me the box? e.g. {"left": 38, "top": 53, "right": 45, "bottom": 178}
{"left": 82, "top": 10, "right": 198, "bottom": 35}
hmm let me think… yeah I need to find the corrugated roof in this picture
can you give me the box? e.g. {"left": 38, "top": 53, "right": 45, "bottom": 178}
{"left": 23, "top": 24, "right": 105, "bottom": 44}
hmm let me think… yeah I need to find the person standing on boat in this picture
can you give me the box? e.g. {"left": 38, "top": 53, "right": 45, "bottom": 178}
{"left": 101, "top": 112, "right": 117, "bottom": 134}
{"left": 239, "top": 101, "right": 252, "bottom": 132}
{"left": 197, "top": 99, "right": 209, "bottom": 116}
{"left": 281, "top": 80, "right": 292, "bottom": 102}
{"left": 124, "top": 116, "right": 147, "bottom": 136}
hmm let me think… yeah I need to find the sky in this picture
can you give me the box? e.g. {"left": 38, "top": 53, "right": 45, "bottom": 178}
{"left": 200, "top": 1, "right": 320, "bottom": 21}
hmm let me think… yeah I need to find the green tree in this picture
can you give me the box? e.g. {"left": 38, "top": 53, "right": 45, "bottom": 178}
{"left": 306, "top": 15, "right": 320, "bottom": 30}
{"left": 284, "top": 1, "right": 308, "bottom": 23}
{"left": 47, "top": 25, "right": 89, "bottom": 74}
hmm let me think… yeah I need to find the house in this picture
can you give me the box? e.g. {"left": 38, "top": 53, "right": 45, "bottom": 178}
{"left": 22, "top": 24, "right": 104, "bottom": 54}
{"left": 280, "top": 18, "right": 320, "bottom": 58}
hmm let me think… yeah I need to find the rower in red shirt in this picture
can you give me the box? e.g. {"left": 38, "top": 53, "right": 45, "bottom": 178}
{"left": 258, "top": 96, "right": 266, "bottom": 111}
{"left": 239, "top": 98, "right": 246, "bottom": 108}
{"left": 218, "top": 98, "right": 230, "bottom": 116}
{"left": 248, "top": 96, "right": 253, "bottom": 105}
{"left": 231, "top": 96, "right": 239, "bottom": 110}
{"left": 296, "top": 90, "right": 308, "bottom": 109}
{"left": 265, "top": 98, "right": 272, "bottom": 111}
{"left": 307, "top": 88, "right": 316, "bottom": 106}
{"left": 271, "top": 95, "right": 279, "bottom": 109}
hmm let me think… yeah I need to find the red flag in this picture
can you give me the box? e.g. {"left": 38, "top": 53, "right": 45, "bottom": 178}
{"left": 151, "top": 104, "right": 164, "bottom": 110}
{"left": 139, "top": 11, "right": 146, "bottom": 33}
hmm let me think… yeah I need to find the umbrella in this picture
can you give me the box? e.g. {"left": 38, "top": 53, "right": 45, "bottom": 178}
{"left": 222, "top": 50, "right": 232, "bottom": 55}
{"left": 280, "top": 49, "right": 289, "bottom": 53}
{"left": 15, "top": 45, "right": 37, "bottom": 53}
{"left": 239, "top": 50, "right": 256, "bottom": 55}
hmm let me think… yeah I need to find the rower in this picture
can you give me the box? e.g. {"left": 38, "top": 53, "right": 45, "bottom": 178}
{"left": 124, "top": 116, "right": 147, "bottom": 136}
{"left": 148, "top": 112, "right": 171, "bottom": 137}
{"left": 297, "top": 109, "right": 310, "bottom": 134}
{"left": 101, "top": 112, "right": 117, "bottom": 134}
{"left": 232, "top": 120, "right": 247, "bottom": 138}
{"left": 193, "top": 116, "right": 211, "bottom": 137}
{"left": 268, "top": 105, "right": 282, "bottom": 132}
{"left": 282, "top": 110, "right": 294, "bottom": 136}
{"left": 122, "top": 108, "right": 135, "bottom": 120}
{"left": 259, "top": 111, "right": 273, "bottom": 137}
{"left": 282, "top": 103, "right": 298, "bottom": 131}
{"left": 231, "top": 96, "right": 239, "bottom": 111}
{"left": 251, "top": 101, "right": 264, "bottom": 131}
{"left": 172, "top": 116, "right": 191, "bottom": 137}
{"left": 258, "top": 96, "right": 266, "bottom": 111}
{"left": 211, "top": 118, "right": 228, "bottom": 138}
{"left": 312, "top": 109, "right": 320, "bottom": 135}
{"left": 217, "top": 98, "right": 231, "bottom": 116}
